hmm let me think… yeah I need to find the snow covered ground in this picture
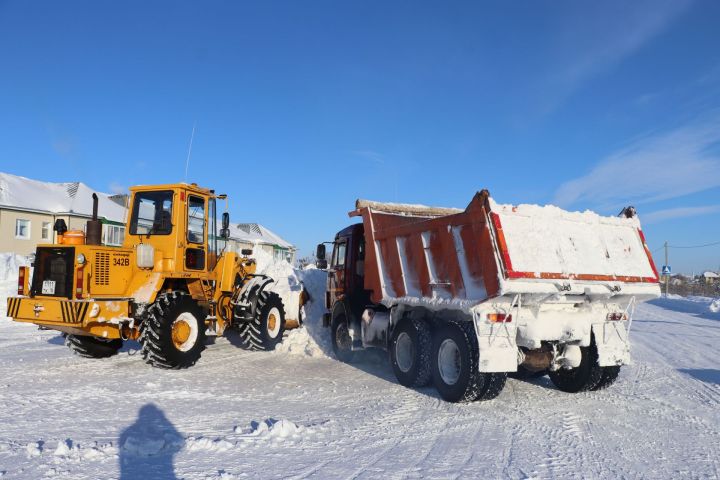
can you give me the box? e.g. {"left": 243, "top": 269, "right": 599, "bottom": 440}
{"left": 0, "top": 256, "right": 719, "bottom": 479}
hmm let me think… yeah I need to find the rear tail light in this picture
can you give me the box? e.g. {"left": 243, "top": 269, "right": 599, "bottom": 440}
{"left": 18, "top": 267, "right": 26, "bottom": 295}
{"left": 607, "top": 313, "right": 627, "bottom": 321}
{"left": 76, "top": 267, "right": 84, "bottom": 299}
{"left": 487, "top": 313, "right": 512, "bottom": 323}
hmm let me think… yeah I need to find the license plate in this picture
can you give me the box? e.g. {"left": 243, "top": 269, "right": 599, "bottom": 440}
{"left": 41, "top": 280, "right": 56, "bottom": 295}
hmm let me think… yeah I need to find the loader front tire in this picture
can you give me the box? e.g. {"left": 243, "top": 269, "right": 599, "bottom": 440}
{"left": 331, "top": 313, "right": 355, "bottom": 363}
{"left": 548, "top": 340, "right": 603, "bottom": 393}
{"left": 390, "top": 317, "right": 432, "bottom": 387}
{"left": 66, "top": 334, "right": 122, "bottom": 358}
{"left": 431, "top": 321, "right": 506, "bottom": 402}
{"left": 140, "top": 292, "right": 207, "bottom": 369}
{"left": 237, "top": 291, "right": 285, "bottom": 351}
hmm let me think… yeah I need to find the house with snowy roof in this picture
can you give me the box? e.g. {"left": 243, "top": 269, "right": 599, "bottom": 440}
{"left": 0, "top": 172, "right": 128, "bottom": 255}
{"left": 225, "top": 223, "right": 296, "bottom": 264}
{"left": 701, "top": 271, "right": 719, "bottom": 285}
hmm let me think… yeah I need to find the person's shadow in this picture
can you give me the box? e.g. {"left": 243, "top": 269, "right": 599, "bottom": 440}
{"left": 118, "top": 404, "right": 184, "bottom": 479}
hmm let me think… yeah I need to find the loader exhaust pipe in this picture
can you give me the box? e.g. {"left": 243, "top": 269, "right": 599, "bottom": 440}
{"left": 86, "top": 193, "right": 102, "bottom": 246}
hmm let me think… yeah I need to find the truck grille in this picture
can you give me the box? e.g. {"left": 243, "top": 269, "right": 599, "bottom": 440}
{"left": 94, "top": 252, "right": 110, "bottom": 286}
{"left": 31, "top": 247, "right": 75, "bottom": 299}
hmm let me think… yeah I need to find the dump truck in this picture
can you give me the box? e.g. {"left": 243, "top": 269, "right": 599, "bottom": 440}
{"left": 7, "top": 183, "right": 302, "bottom": 368}
{"left": 316, "top": 191, "right": 660, "bottom": 402}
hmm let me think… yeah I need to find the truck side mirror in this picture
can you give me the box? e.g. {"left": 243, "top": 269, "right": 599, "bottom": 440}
{"left": 222, "top": 212, "right": 230, "bottom": 230}
{"left": 316, "top": 244, "right": 326, "bottom": 260}
{"left": 317, "top": 259, "right": 328, "bottom": 270}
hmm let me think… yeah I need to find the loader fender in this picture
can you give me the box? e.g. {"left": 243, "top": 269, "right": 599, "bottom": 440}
{"left": 592, "top": 322, "right": 631, "bottom": 367}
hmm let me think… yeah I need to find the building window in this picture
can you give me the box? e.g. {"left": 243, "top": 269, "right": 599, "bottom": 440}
{"left": 41, "top": 221, "right": 51, "bottom": 240}
{"left": 103, "top": 224, "right": 125, "bottom": 246}
{"left": 15, "top": 219, "right": 30, "bottom": 239}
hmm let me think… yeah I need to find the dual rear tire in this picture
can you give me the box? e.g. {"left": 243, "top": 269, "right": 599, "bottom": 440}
{"left": 387, "top": 318, "right": 506, "bottom": 402}
{"left": 548, "top": 338, "right": 621, "bottom": 392}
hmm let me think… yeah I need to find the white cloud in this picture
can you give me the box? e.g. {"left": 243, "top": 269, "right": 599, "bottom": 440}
{"left": 109, "top": 182, "right": 127, "bottom": 195}
{"left": 553, "top": 116, "right": 720, "bottom": 208}
{"left": 642, "top": 205, "right": 720, "bottom": 224}
{"left": 540, "top": 0, "right": 692, "bottom": 111}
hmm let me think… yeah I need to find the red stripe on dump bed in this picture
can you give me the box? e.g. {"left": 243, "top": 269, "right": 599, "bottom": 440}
{"left": 490, "top": 213, "right": 514, "bottom": 273}
{"left": 492, "top": 212, "right": 660, "bottom": 284}
{"left": 638, "top": 228, "right": 660, "bottom": 281}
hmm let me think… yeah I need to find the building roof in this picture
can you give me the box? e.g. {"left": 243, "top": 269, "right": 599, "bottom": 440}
{"left": 0, "top": 172, "right": 127, "bottom": 223}
{"left": 702, "top": 271, "right": 719, "bottom": 278}
{"left": 228, "top": 223, "right": 294, "bottom": 249}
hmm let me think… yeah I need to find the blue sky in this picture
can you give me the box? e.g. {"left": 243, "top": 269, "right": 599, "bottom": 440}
{"left": 1, "top": 1, "right": 719, "bottom": 273}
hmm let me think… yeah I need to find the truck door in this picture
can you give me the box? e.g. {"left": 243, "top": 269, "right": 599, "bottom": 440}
{"left": 185, "top": 195, "right": 207, "bottom": 271}
{"left": 328, "top": 237, "right": 348, "bottom": 304}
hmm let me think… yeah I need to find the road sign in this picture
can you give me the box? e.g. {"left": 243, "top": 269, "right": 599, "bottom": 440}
{"left": 662, "top": 265, "right": 671, "bottom": 275}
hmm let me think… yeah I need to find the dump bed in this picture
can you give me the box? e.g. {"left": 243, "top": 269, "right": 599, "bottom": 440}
{"left": 351, "top": 191, "right": 660, "bottom": 308}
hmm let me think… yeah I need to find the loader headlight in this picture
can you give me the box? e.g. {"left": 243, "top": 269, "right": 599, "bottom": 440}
{"left": 76, "top": 253, "right": 86, "bottom": 265}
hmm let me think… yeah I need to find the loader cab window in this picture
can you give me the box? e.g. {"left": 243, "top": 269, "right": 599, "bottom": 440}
{"left": 130, "top": 191, "right": 173, "bottom": 235}
{"left": 187, "top": 196, "right": 205, "bottom": 244}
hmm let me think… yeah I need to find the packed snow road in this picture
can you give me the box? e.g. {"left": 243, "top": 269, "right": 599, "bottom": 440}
{"left": 0, "top": 292, "right": 718, "bottom": 479}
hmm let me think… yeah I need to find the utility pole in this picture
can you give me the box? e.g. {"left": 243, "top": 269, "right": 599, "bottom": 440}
{"left": 664, "top": 241, "right": 669, "bottom": 298}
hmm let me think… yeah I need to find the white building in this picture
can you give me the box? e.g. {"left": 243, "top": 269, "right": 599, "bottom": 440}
{"left": 0, "top": 172, "right": 127, "bottom": 255}
{"left": 225, "top": 223, "right": 296, "bottom": 264}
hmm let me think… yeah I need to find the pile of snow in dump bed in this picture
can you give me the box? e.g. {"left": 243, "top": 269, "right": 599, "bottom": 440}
{"left": 489, "top": 198, "right": 655, "bottom": 278}
{"left": 251, "top": 247, "right": 331, "bottom": 358}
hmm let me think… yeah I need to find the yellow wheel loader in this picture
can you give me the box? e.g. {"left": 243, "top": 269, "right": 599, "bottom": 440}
{"left": 6, "top": 183, "right": 301, "bottom": 368}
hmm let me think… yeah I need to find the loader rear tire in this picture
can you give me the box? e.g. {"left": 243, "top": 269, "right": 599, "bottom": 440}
{"left": 548, "top": 340, "right": 603, "bottom": 393}
{"left": 592, "top": 366, "right": 621, "bottom": 391}
{"left": 66, "top": 334, "right": 122, "bottom": 358}
{"left": 390, "top": 317, "right": 432, "bottom": 388}
{"left": 431, "top": 321, "right": 506, "bottom": 402}
{"left": 237, "top": 291, "right": 285, "bottom": 351}
{"left": 140, "top": 292, "right": 207, "bottom": 369}
{"left": 331, "top": 313, "right": 355, "bottom": 363}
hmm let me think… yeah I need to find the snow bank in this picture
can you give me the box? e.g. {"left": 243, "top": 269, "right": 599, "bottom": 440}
{"left": 251, "top": 248, "right": 331, "bottom": 358}
{"left": 235, "top": 418, "right": 306, "bottom": 440}
{"left": 709, "top": 299, "right": 720, "bottom": 313}
{"left": 0, "top": 253, "right": 31, "bottom": 322}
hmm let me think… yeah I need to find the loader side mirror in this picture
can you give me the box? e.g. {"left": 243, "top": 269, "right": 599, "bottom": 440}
{"left": 241, "top": 248, "right": 253, "bottom": 256}
{"left": 222, "top": 212, "right": 230, "bottom": 230}
{"left": 316, "top": 244, "right": 326, "bottom": 261}
{"left": 220, "top": 228, "right": 230, "bottom": 239}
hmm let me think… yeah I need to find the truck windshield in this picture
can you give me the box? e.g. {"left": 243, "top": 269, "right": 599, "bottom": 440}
{"left": 130, "top": 191, "right": 173, "bottom": 235}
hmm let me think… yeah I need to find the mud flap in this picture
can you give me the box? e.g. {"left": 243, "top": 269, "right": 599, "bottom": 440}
{"left": 592, "top": 322, "right": 631, "bottom": 367}
{"left": 474, "top": 320, "right": 518, "bottom": 373}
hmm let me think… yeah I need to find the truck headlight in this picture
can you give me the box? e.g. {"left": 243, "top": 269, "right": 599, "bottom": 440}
{"left": 77, "top": 253, "right": 86, "bottom": 265}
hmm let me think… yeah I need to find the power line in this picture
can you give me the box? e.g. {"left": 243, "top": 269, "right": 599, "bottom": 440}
{"left": 668, "top": 240, "right": 720, "bottom": 249}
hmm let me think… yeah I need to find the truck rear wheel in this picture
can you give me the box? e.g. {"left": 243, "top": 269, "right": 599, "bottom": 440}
{"left": 140, "top": 292, "right": 207, "bottom": 369}
{"left": 431, "top": 321, "right": 506, "bottom": 402}
{"left": 66, "top": 334, "right": 122, "bottom": 358}
{"left": 237, "top": 291, "right": 285, "bottom": 351}
{"left": 592, "top": 366, "right": 621, "bottom": 391}
{"left": 390, "top": 318, "right": 432, "bottom": 387}
{"left": 548, "top": 340, "right": 603, "bottom": 393}
{"left": 331, "top": 313, "right": 355, "bottom": 363}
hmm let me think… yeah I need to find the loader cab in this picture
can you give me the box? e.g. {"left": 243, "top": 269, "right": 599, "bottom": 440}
{"left": 321, "top": 223, "right": 368, "bottom": 310}
{"left": 125, "top": 184, "right": 223, "bottom": 273}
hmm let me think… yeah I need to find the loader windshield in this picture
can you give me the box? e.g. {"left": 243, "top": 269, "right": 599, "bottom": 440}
{"left": 130, "top": 191, "right": 174, "bottom": 235}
